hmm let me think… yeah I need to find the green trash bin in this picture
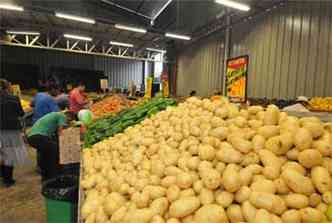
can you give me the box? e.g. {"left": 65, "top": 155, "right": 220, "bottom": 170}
{"left": 42, "top": 175, "right": 79, "bottom": 223}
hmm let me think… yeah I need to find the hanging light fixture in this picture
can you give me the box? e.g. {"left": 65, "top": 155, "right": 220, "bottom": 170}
{"left": 64, "top": 34, "right": 92, "bottom": 41}
{"left": 55, "top": 12, "right": 95, "bottom": 24}
{"left": 215, "top": 0, "right": 250, "bottom": 11}
{"left": 0, "top": 3, "right": 24, "bottom": 11}
{"left": 165, "top": 33, "right": 191, "bottom": 40}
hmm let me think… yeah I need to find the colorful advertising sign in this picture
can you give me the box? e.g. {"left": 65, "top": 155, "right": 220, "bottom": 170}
{"left": 226, "top": 55, "right": 249, "bottom": 103}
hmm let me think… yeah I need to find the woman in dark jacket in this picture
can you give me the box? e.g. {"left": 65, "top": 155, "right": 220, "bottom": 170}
{"left": 0, "top": 79, "right": 29, "bottom": 187}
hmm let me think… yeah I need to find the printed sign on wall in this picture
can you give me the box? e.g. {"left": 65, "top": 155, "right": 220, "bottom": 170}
{"left": 226, "top": 55, "right": 249, "bottom": 103}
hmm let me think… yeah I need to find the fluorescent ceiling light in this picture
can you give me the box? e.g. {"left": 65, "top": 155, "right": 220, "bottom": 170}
{"left": 55, "top": 12, "right": 95, "bottom": 24}
{"left": 64, "top": 34, "right": 92, "bottom": 41}
{"left": 215, "top": 0, "right": 250, "bottom": 11}
{"left": 114, "top": 24, "right": 147, "bottom": 33}
{"left": 146, "top": 48, "right": 166, "bottom": 53}
{"left": 165, "top": 33, "right": 191, "bottom": 40}
{"left": 110, "top": 41, "right": 134, "bottom": 48}
{"left": 0, "top": 3, "right": 24, "bottom": 11}
{"left": 6, "top": 30, "right": 40, "bottom": 35}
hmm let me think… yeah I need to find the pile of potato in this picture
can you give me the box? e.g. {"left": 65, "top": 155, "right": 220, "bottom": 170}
{"left": 81, "top": 97, "right": 332, "bottom": 223}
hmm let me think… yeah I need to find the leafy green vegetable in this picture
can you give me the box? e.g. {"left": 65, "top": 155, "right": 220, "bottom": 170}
{"left": 84, "top": 98, "right": 176, "bottom": 148}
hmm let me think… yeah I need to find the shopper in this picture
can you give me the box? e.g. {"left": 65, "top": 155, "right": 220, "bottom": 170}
{"left": 0, "top": 79, "right": 29, "bottom": 187}
{"left": 69, "top": 82, "right": 88, "bottom": 115}
{"left": 27, "top": 110, "right": 71, "bottom": 181}
{"left": 55, "top": 88, "right": 69, "bottom": 109}
{"left": 31, "top": 86, "right": 59, "bottom": 123}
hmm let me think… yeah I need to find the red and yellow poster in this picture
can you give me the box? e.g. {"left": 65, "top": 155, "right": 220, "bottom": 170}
{"left": 226, "top": 55, "right": 249, "bottom": 103}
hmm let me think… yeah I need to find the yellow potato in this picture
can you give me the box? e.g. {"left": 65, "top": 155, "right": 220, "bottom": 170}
{"left": 281, "top": 169, "right": 315, "bottom": 195}
{"left": 284, "top": 194, "right": 309, "bottom": 209}
{"left": 194, "top": 204, "right": 229, "bottom": 223}
{"left": 169, "top": 197, "right": 200, "bottom": 218}
{"left": 311, "top": 166, "right": 332, "bottom": 194}
{"left": 281, "top": 210, "right": 301, "bottom": 223}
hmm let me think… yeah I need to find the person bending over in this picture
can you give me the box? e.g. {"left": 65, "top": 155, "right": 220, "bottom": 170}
{"left": 27, "top": 108, "right": 71, "bottom": 181}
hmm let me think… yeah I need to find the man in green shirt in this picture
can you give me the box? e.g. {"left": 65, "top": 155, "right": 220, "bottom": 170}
{"left": 27, "top": 112, "right": 69, "bottom": 181}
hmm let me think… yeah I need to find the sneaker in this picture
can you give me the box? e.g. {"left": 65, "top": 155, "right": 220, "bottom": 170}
{"left": 3, "top": 179, "right": 16, "bottom": 188}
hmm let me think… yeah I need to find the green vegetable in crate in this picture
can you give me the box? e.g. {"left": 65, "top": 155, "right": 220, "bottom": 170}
{"left": 84, "top": 98, "right": 176, "bottom": 147}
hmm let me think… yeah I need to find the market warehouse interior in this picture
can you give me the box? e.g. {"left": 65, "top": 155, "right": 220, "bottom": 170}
{"left": 1, "top": 0, "right": 332, "bottom": 222}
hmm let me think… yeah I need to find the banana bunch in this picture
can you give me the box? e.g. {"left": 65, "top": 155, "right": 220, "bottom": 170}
{"left": 309, "top": 97, "right": 332, "bottom": 111}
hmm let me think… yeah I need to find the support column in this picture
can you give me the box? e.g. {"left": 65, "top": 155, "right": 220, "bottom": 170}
{"left": 223, "top": 12, "right": 231, "bottom": 96}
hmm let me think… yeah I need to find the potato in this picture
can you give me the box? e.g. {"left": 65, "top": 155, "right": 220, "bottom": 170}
{"left": 281, "top": 169, "right": 315, "bottom": 195}
{"left": 258, "top": 150, "right": 282, "bottom": 179}
{"left": 226, "top": 204, "right": 244, "bottom": 223}
{"left": 126, "top": 208, "right": 154, "bottom": 223}
{"left": 194, "top": 204, "right": 229, "bottom": 223}
{"left": 248, "top": 106, "right": 263, "bottom": 115}
{"left": 198, "top": 144, "right": 215, "bottom": 161}
{"left": 180, "top": 189, "right": 195, "bottom": 198}
{"left": 254, "top": 209, "right": 273, "bottom": 223}
{"left": 323, "top": 158, "right": 332, "bottom": 175}
{"left": 193, "top": 180, "right": 203, "bottom": 194}
{"left": 274, "top": 178, "right": 290, "bottom": 194}
{"left": 169, "top": 197, "right": 200, "bottom": 218}
{"left": 215, "top": 162, "right": 226, "bottom": 173}
{"left": 186, "top": 157, "right": 200, "bottom": 170}
{"left": 176, "top": 172, "right": 193, "bottom": 189}
{"left": 252, "top": 135, "right": 266, "bottom": 151}
{"left": 209, "top": 127, "right": 229, "bottom": 140}
{"left": 251, "top": 179, "right": 276, "bottom": 194}
{"left": 282, "top": 162, "right": 306, "bottom": 175}
{"left": 311, "top": 166, "right": 332, "bottom": 193}
{"left": 241, "top": 152, "right": 260, "bottom": 166}
{"left": 239, "top": 166, "right": 254, "bottom": 186}
{"left": 322, "top": 191, "right": 332, "bottom": 204}
{"left": 294, "top": 128, "right": 313, "bottom": 151}
{"left": 110, "top": 206, "right": 127, "bottom": 223}
{"left": 281, "top": 210, "right": 301, "bottom": 223}
{"left": 316, "top": 203, "right": 328, "bottom": 213}
{"left": 313, "top": 139, "right": 332, "bottom": 157}
{"left": 166, "top": 218, "right": 180, "bottom": 223}
{"left": 216, "top": 191, "right": 234, "bottom": 208}
{"left": 199, "top": 188, "right": 214, "bottom": 205}
{"left": 284, "top": 194, "right": 309, "bottom": 209}
{"left": 216, "top": 146, "right": 243, "bottom": 164}
{"left": 249, "top": 192, "right": 286, "bottom": 214}
{"left": 161, "top": 176, "right": 177, "bottom": 188}
{"left": 167, "top": 185, "right": 180, "bottom": 202}
{"left": 258, "top": 125, "right": 280, "bottom": 139}
{"left": 150, "top": 215, "right": 165, "bottom": 223}
{"left": 228, "top": 135, "right": 253, "bottom": 154}
{"left": 309, "top": 193, "right": 321, "bottom": 207}
{"left": 150, "top": 197, "right": 169, "bottom": 216}
{"left": 271, "top": 215, "right": 283, "bottom": 223}
{"left": 302, "top": 121, "right": 324, "bottom": 139}
{"left": 222, "top": 164, "right": 241, "bottom": 192}
{"left": 298, "top": 149, "right": 323, "bottom": 168}
{"left": 286, "top": 149, "right": 299, "bottom": 161}
{"left": 242, "top": 201, "right": 256, "bottom": 222}
{"left": 300, "top": 207, "right": 323, "bottom": 223}
{"left": 248, "top": 120, "right": 263, "bottom": 129}
{"left": 201, "top": 168, "right": 221, "bottom": 190}
{"left": 235, "top": 186, "right": 251, "bottom": 203}
{"left": 144, "top": 186, "right": 166, "bottom": 199}
{"left": 131, "top": 191, "right": 150, "bottom": 208}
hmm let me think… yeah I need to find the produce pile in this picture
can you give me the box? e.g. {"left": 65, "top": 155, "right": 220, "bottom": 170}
{"left": 81, "top": 97, "right": 332, "bottom": 223}
{"left": 20, "top": 99, "right": 31, "bottom": 112}
{"left": 309, "top": 97, "right": 332, "bottom": 112}
{"left": 90, "top": 95, "right": 136, "bottom": 119}
{"left": 84, "top": 98, "right": 176, "bottom": 147}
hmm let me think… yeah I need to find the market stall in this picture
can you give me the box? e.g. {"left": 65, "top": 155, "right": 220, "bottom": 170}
{"left": 79, "top": 97, "right": 332, "bottom": 223}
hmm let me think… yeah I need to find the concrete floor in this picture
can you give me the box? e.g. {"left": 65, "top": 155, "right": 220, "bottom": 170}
{"left": 0, "top": 148, "right": 46, "bottom": 223}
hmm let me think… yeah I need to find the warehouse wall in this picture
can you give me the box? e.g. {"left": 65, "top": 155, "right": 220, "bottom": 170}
{"left": 177, "top": 34, "right": 225, "bottom": 97}
{"left": 231, "top": 1, "right": 332, "bottom": 99}
{"left": 0, "top": 45, "right": 144, "bottom": 89}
